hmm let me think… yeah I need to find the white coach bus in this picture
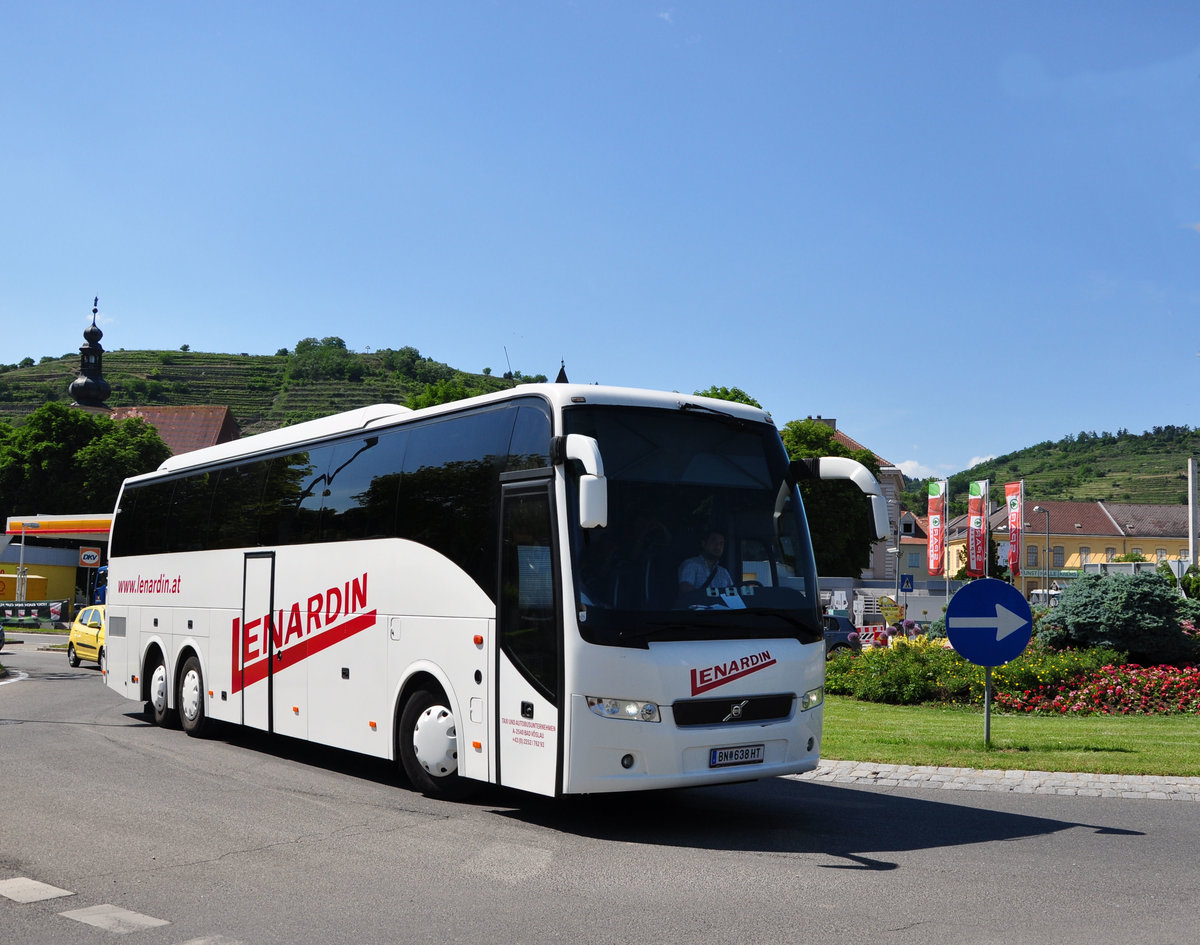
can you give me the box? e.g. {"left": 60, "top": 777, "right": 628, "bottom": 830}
{"left": 103, "top": 384, "right": 888, "bottom": 798}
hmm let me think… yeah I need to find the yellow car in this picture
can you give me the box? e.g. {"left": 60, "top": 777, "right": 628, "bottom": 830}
{"left": 68, "top": 605, "right": 106, "bottom": 672}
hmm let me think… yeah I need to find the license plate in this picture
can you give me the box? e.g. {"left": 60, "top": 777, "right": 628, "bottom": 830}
{"left": 709, "top": 743, "right": 765, "bottom": 768}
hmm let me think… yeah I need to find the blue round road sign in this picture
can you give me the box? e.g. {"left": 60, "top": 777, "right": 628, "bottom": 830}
{"left": 945, "top": 578, "right": 1033, "bottom": 667}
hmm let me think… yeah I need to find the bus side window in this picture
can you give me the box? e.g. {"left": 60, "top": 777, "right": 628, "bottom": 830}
{"left": 209, "top": 464, "right": 268, "bottom": 549}
{"left": 321, "top": 430, "right": 406, "bottom": 542}
{"left": 507, "top": 403, "right": 552, "bottom": 470}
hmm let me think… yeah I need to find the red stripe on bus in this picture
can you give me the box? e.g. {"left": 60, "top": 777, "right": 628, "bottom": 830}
{"left": 232, "top": 610, "right": 377, "bottom": 694}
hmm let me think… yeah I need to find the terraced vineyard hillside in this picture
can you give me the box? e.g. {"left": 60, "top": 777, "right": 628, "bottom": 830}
{"left": 0, "top": 344, "right": 518, "bottom": 436}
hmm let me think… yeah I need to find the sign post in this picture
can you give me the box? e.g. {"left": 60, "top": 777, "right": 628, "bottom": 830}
{"left": 945, "top": 578, "right": 1033, "bottom": 746}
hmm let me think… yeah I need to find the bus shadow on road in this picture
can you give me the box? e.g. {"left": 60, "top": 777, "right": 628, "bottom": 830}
{"left": 493, "top": 775, "right": 1143, "bottom": 871}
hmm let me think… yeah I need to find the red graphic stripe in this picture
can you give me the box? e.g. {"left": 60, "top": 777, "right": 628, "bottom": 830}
{"left": 690, "top": 657, "right": 777, "bottom": 695}
{"left": 233, "top": 610, "right": 377, "bottom": 694}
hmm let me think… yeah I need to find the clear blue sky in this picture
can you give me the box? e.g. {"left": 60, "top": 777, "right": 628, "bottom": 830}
{"left": 3, "top": 2, "right": 1197, "bottom": 479}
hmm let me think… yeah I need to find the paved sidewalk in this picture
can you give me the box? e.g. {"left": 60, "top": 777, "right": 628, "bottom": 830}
{"left": 791, "top": 760, "right": 1200, "bottom": 801}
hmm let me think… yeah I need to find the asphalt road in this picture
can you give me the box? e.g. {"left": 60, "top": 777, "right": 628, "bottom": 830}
{"left": 2, "top": 634, "right": 1199, "bottom": 945}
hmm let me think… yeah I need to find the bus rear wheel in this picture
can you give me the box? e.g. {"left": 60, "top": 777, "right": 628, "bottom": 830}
{"left": 147, "top": 659, "right": 175, "bottom": 727}
{"left": 398, "top": 686, "right": 472, "bottom": 800}
{"left": 179, "top": 656, "right": 208, "bottom": 737}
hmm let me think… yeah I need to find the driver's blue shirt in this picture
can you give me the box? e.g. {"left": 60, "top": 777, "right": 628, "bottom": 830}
{"left": 678, "top": 555, "right": 733, "bottom": 590}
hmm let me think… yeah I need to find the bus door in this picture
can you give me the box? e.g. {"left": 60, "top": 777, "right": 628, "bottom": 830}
{"left": 241, "top": 552, "right": 275, "bottom": 732}
{"left": 497, "top": 483, "right": 561, "bottom": 797}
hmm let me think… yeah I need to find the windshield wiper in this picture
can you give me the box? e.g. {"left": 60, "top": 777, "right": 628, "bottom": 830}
{"left": 679, "top": 402, "right": 749, "bottom": 428}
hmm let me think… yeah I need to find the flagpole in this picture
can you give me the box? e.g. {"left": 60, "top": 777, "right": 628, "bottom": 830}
{"left": 984, "top": 481, "right": 990, "bottom": 579}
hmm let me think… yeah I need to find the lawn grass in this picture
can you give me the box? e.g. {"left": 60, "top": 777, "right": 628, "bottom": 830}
{"left": 824, "top": 694, "right": 1200, "bottom": 777}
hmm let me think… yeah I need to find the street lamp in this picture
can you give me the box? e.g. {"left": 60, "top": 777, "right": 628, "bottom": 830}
{"left": 1032, "top": 505, "right": 1051, "bottom": 600}
{"left": 885, "top": 498, "right": 901, "bottom": 634}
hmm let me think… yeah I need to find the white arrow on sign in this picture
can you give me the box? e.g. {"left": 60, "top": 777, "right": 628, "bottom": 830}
{"left": 948, "top": 604, "right": 1029, "bottom": 642}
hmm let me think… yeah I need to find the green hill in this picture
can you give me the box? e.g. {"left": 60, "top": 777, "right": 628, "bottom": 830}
{"left": 3, "top": 344, "right": 1195, "bottom": 510}
{"left": 0, "top": 341, "right": 540, "bottom": 436}
{"left": 905, "top": 427, "right": 1200, "bottom": 515}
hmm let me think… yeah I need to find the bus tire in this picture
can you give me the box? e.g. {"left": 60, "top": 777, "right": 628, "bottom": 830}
{"left": 68, "top": 644, "right": 81, "bottom": 668}
{"left": 98, "top": 647, "right": 106, "bottom": 677}
{"left": 398, "top": 685, "right": 473, "bottom": 800}
{"left": 179, "top": 656, "right": 208, "bottom": 737}
{"left": 147, "top": 658, "right": 175, "bottom": 727}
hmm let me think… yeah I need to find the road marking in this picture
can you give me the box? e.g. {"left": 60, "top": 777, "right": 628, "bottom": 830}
{"left": 0, "top": 877, "right": 73, "bottom": 902}
{"left": 59, "top": 903, "right": 170, "bottom": 933}
{"left": 176, "top": 937, "right": 248, "bottom": 945}
{"left": 0, "top": 671, "right": 29, "bottom": 686}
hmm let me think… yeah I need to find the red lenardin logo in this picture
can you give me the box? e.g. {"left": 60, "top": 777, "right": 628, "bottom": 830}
{"left": 231, "top": 573, "right": 376, "bottom": 693}
{"left": 690, "top": 650, "right": 776, "bottom": 695}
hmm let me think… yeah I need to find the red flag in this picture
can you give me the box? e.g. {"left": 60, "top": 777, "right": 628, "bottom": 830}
{"left": 927, "top": 480, "right": 947, "bottom": 576}
{"left": 1005, "top": 481, "right": 1023, "bottom": 578}
{"left": 967, "top": 480, "right": 988, "bottom": 577}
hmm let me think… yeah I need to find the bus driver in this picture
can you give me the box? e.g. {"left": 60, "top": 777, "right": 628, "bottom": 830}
{"left": 678, "top": 529, "right": 733, "bottom": 596}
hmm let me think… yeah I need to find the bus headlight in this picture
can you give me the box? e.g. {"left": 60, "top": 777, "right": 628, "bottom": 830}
{"left": 586, "top": 697, "right": 661, "bottom": 722}
{"left": 800, "top": 687, "right": 824, "bottom": 711}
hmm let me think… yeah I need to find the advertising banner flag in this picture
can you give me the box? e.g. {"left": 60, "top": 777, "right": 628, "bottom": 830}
{"left": 967, "top": 480, "right": 989, "bottom": 577}
{"left": 1005, "top": 481, "right": 1024, "bottom": 577}
{"left": 927, "top": 480, "right": 948, "bottom": 576}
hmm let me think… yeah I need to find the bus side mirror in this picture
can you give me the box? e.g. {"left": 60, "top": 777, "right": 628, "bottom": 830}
{"left": 805, "top": 455, "right": 891, "bottom": 541}
{"left": 559, "top": 434, "right": 608, "bottom": 529}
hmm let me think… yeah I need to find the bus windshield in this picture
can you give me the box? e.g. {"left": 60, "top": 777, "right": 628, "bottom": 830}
{"left": 563, "top": 404, "right": 821, "bottom": 648}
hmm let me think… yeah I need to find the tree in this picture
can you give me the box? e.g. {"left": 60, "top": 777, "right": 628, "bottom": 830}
{"left": 779, "top": 418, "right": 880, "bottom": 577}
{"left": 693, "top": 386, "right": 761, "bottom": 408}
{"left": 287, "top": 337, "right": 355, "bottom": 382}
{"left": 0, "top": 403, "right": 170, "bottom": 520}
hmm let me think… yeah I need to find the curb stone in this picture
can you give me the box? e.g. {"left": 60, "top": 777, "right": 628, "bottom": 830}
{"left": 791, "top": 760, "right": 1200, "bottom": 801}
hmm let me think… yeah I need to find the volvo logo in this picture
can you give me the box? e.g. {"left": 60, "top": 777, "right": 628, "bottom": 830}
{"left": 724, "top": 699, "right": 750, "bottom": 722}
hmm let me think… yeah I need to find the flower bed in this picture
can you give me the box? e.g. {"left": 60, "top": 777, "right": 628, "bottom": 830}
{"left": 993, "top": 662, "right": 1200, "bottom": 715}
{"left": 826, "top": 638, "right": 1200, "bottom": 715}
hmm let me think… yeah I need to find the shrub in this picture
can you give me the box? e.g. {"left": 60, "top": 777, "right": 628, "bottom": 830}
{"left": 825, "top": 638, "right": 970, "bottom": 704}
{"left": 1040, "top": 571, "right": 1197, "bottom": 665}
{"left": 826, "top": 638, "right": 1126, "bottom": 708}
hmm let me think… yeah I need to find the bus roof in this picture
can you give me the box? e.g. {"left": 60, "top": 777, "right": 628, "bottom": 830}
{"left": 146, "top": 384, "right": 774, "bottom": 477}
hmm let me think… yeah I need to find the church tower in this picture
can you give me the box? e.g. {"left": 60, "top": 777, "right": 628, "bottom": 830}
{"left": 69, "top": 297, "right": 112, "bottom": 410}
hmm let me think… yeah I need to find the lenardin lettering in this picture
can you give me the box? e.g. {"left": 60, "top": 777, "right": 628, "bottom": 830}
{"left": 690, "top": 650, "right": 777, "bottom": 695}
{"left": 231, "top": 573, "right": 375, "bottom": 693}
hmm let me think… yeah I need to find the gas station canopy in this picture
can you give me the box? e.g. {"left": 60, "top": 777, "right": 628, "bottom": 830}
{"left": 5, "top": 514, "right": 113, "bottom": 542}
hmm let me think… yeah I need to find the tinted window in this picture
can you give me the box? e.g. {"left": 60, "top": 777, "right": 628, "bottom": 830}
{"left": 113, "top": 478, "right": 173, "bottom": 557}
{"left": 507, "top": 403, "right": 552, "bottom": 470}
{"left": 209, "top": 463, "right": 268, "bottom": 549}
{"left": 397, "top": 407, "right": 515, "bottom": 596}
{"left": 169, "top": 471, "right": 216, "bottom": 552}
{"left": 259, "top": 448, "right": 331, "bottom": 546}
{"left": 322, "top": 430, "right": 408, "bottom": 541}
{"left": 500, "top": 489, "right": 557, "bottom": 700}
{"left": 111, "top": 398, "right": 550, "bottom": 600}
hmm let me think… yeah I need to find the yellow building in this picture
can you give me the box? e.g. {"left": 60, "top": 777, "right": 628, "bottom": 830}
{"left": 946, "top": 500, "right": 1193, "bottom": 599}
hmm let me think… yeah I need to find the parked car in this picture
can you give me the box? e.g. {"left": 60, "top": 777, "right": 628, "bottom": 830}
{"left": 68, "top": 605, "right": 106, "bottom": 671}
{"left": 822, "top": 613, "right": 862, "bottom": 659}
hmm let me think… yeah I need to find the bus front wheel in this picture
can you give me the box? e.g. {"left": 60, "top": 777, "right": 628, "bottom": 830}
{"left": 398, "top": 686, "right": 472, "bottom": 799}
